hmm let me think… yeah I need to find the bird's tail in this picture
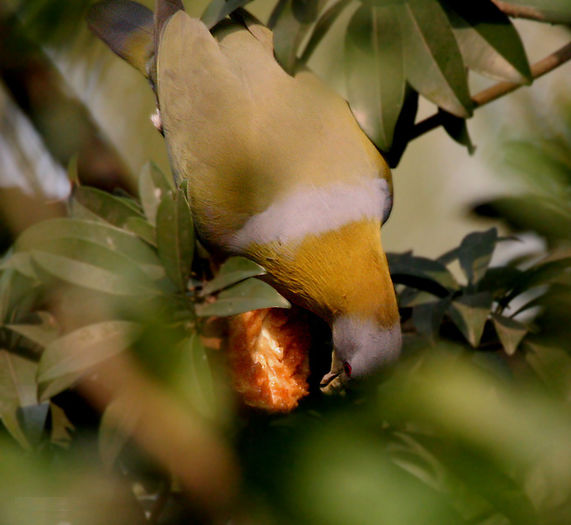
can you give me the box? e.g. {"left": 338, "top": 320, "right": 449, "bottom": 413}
{"left": 87, "top": 0, "right": 184, "bottom": 81}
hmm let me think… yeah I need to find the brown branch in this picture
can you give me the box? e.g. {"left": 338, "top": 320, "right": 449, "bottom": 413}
{"left": 409, "top": 41, "right": 571, "bottom": 142}
{"left": 491, "top": 1, "right": 552, "bottom": 22}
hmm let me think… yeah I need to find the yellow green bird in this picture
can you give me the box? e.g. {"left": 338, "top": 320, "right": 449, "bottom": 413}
{"left": 88, "top": 0, "right": 401, "bottom": 392}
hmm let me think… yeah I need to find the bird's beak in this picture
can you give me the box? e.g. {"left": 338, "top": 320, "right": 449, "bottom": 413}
{"left": 320, "top": 351, "right": 348, "bottom": 395}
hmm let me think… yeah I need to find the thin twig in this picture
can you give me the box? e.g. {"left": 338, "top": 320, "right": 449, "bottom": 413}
{"left": 409, "top": 41, "right": 571, "bottom": 141}
{"left": 491, "top": 1, "right": 558, "bottom": 23}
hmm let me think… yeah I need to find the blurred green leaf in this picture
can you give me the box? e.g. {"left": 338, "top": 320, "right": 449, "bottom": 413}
{"left": 0, "top": 269, "right": 40, "bottom": 324}
{"left": 138, "top": 161, "right": 173, "bottom": 226}
{"left": 525, "top": 341, "right": 571, "bottom": 399}
{"left": 124, "top": 216, "right": 156, "bottom": 247}
{"left": 345, "top": 4, "right": 405, "bottom": 151}
{"left": 171, "top": 333, "right": 223, "bottom": 421}
{"left": 491, "top": 313, "right": 527, "bottom": 355}
{"left": 201, "top": 0, "right": 253, "bottom": 29}
{"left": 477, "top": 266, "right": 523, "bottom": 298}
{"left": 15, "top": 218, "right": 163, "bottom": 275}
{"left": 509, "top": 257, "right": 571, "bottom": 301}
{"left": 388, "top": 251, "right": 460, "bottom": 294}
{"left": 156, "top": 188, "right": 194, "bottom": 291}
{"left": 31, "top": 251, "right": 160, "bottom": 297}
{"left": 196, "top": 278, "right": 290, "bottom": 317}
{"left": 201, "top": 256, "right": 266, "bottom": 296}
{"left": 448, "top": 292, "right": 493, "bottom": 347}
{"left": 401, "top": 0, "right": 472, "bottom": 117}
{"left": 412, "top": 298, "right": 450, "bottom": 341}
{"left": 37, "top": 320, "right": 141, "bottom": 399}
{"left": 7, "top": 313, "right": 59, "bottom": 348}
{"left": 458, "top": 228, "right": 498, "bottom": 285}
{"left": 72, "top": 187, "right": 143, "bottom": 229}
{"left": 0, "top": 349, "right": 39, "bottom": 449}
{"left": 440, "top": 0, "right": 531, "bottom": 83}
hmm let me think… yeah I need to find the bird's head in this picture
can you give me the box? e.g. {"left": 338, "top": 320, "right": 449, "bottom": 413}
{"left": 320, "top": 315, "right": 402, "bottom": 394}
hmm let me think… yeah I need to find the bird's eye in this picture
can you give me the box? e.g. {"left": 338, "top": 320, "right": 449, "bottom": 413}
{"left": 343, "top": 361, "right": 352, "bottom": 377}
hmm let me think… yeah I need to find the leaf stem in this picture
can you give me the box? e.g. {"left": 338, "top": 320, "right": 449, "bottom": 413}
{"left": 409, "top": 41, "right": 571, "bottom": 141}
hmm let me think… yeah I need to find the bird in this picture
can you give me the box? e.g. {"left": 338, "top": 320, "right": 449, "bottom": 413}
{"left": 88, "top": 0, "right": 401, "bottom": 393}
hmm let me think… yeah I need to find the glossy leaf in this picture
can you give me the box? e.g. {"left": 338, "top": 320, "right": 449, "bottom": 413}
{"left": 71, "top": 187, "right": 143, "bottom": 229}
{"left": 196, "top": 278, "right": 290, "bottom": 317}
{"left": 458, "top": 228, "right": 498, "bottom": 285}
{"left": 15, "top": 218, "right": 162, "bottom": 272}
{"left": 448, "top": 292, "right": 493, "bottom": 347}
{"left": 441, "top": 0, "right": 531, "bottom": 83}
{"left": 201, "top": 256, "right": 266, "bottom": 296}
{"left": 31, "top": 251, "right": 160, "bottom": 296}
{"left": 491, "top": 313, "right": 527, "bottom": 355}
{"left": 37, "top": 321, "right": 141, "bottom": 396}
{"left": 138, "top": 161, "right": 173, "bottom": 225}
{"left": 387, "top": 252, "right": 460, "bottom": 294}
{"left": 156, "top": 188, "right": 194, "bottom": 291}
{"left": 345, "top": 4, "right": 405, "bottom": 151}
{"left": 201, "top": 0, "right": 253, "bottom": 29}
{"left": 499, "top": 0, "right": 571, "bottom": 23}
{"left": 401, "top": 0, "right": 472, "bottom": 117}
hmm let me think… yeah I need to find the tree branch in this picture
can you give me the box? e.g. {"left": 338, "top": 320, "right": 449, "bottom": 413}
{"left": 491, "top": 1, "right": 553, "bottom": 22}
{"left": 409, "top": 41, "right": 571, "bottom": 142}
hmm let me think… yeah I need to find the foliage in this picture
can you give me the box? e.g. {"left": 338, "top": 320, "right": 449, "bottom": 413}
{"left": 0, "top": 1, "right": 570, "bottom": 524}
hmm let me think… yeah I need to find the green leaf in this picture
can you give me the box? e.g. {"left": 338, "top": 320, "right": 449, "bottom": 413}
{"left": 387, "top": 251, "right": 460, "bottom": 294}
{"left": 156, "top": 188, "right": 194, "bottom": 291}
{"left": 0, "top": 252, "right": 37, "bottom": 279}
{"left": 401, "top": 0, "right": 472, "bottom": 117}
{"left": 31, "top": 251, "right": 160, "bottom": 297}
{"left": 458, "top": 228, "right": 498, "bottom": 285}
{"left": 201, "top": 0, "right": 253, "bottom": 29}
{"left": 525, "top": 341, "right": 571, "bottom": 399}
{"left": 0, "top": 349, "right": 39, "bottom": 449}
{"left": 345, "top": 5, "right": 405, "bottom": 151}
{"left": 270, "top": 0, "right": 324, "bottom": 73}
{"left": 440, "top": 0, "right": 531, "bottom": 83}
{"left": 71, "top": 186, "right": 143, "bottom": 229}
{"left": 7, "top": 313, "right": 59, "bottom": 348}
{"left": 0, "top": 269, "right": 40, "bottom": 324}
{"left": 202, "top": 256, "right": 266, "bottom": 296}
{"left": 196, "top": 278, "right": 290, "bottom": 317}
{"left": 448, "top": 292, "right": 493, "bottom": 347}
{"left": 37, "top": 321, "right": 141, "bottom": 399}
{"left": 138, "top": 162, "right": 174, "bottom": 226}
{"left": 124, "top": 216, "right": 156, "bottom": 247}
{"left": 15, "top": 218, "right": 163, "bottom": 273}
{"left": 412, "top": 299, "right": 450, "bottom": 341}
{"left": 499, "top": 0, "right": 571, "bottom": 24}
{"left": 439, "top": 110, "right": 475, "bottom": 154}
{"left": 172, "top": 334, "right": 223, "bottom": 421}
{"left": 300, "top": 0, "right": 352, "bottom": 64}
{"left": 491, "top": 313, "right": 527, "bottom": 355}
